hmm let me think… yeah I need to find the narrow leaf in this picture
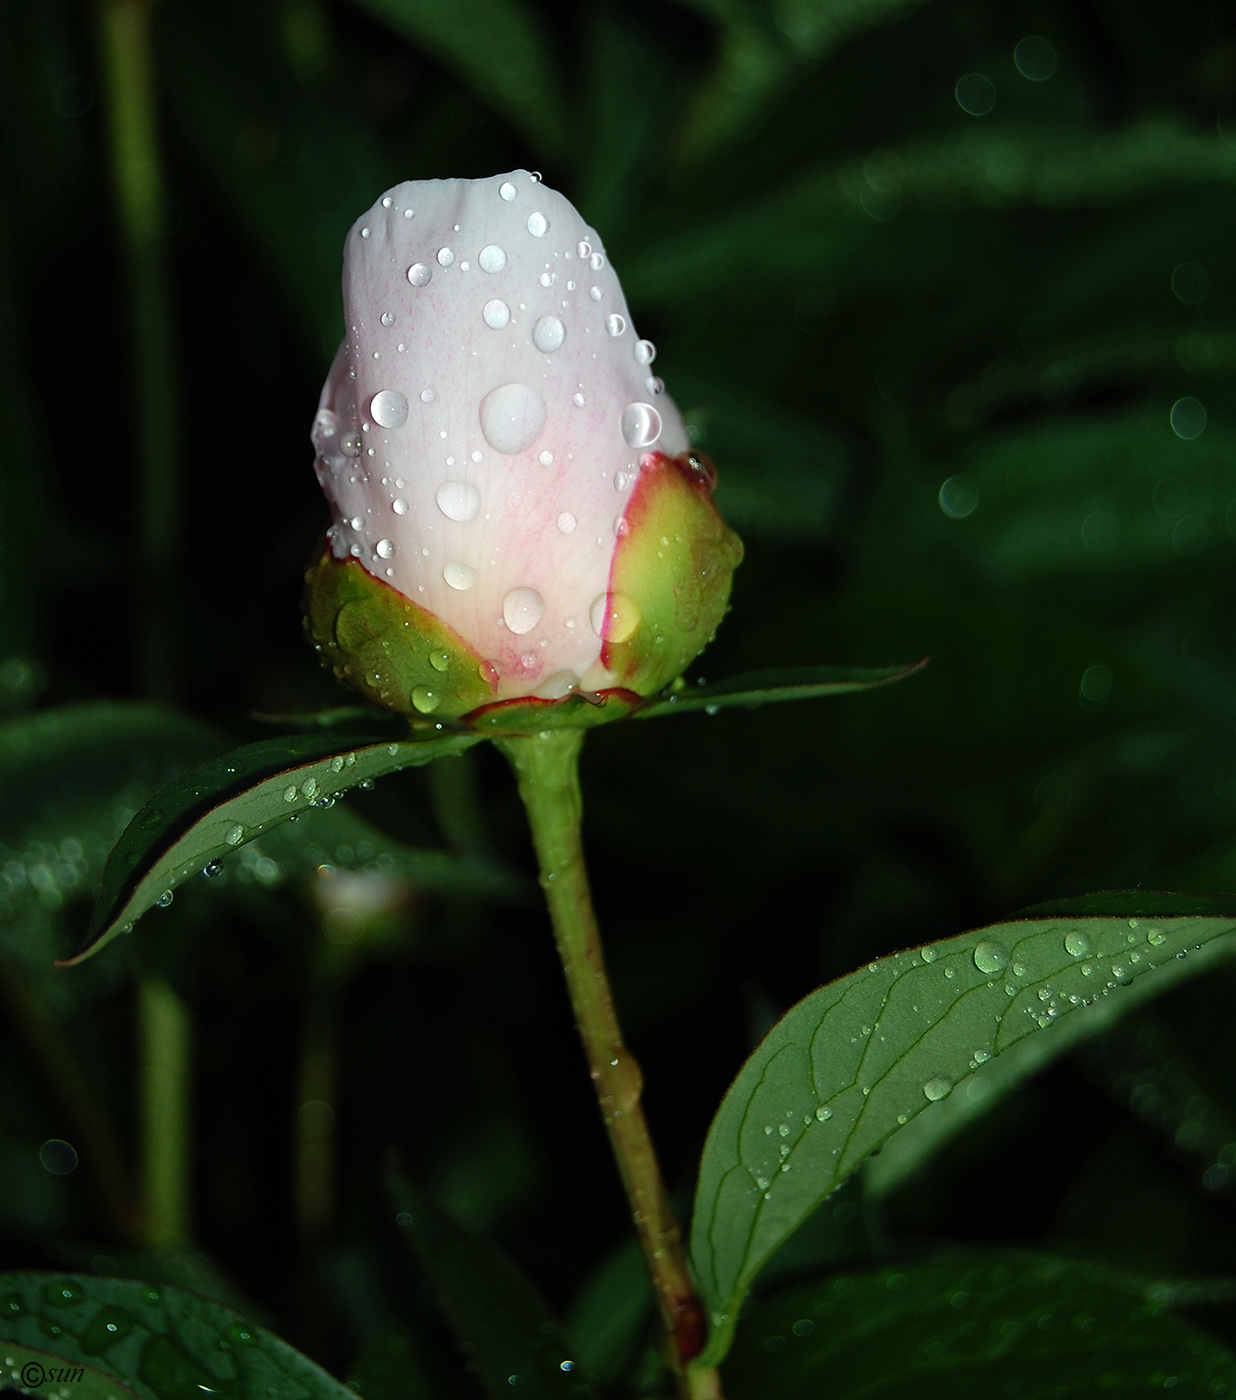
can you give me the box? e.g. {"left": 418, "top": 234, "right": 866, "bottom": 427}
{"left": 637, "top": 661, "right": 926, "bottom": 719}
{"left": 690, "top": 902, "right": 1236, "bottom": 1364}
{"left": 0, "top": 1271, "right": 354, "bottom": 1399}
{"left": 721, "top": 1253, "right": 1236, "bottom": 1399}
{"left": 389, "top": 1175, "right": 597, "bottom": 1399}
{"left": 72, "top": 731, "right": 479, "bottom": 965}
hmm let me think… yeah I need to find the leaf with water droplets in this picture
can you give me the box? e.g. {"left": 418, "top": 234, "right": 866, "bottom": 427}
{"left": 720, "top": 1252, "right": 1236, "bottom": 1399}
{"left": 690, "top": 895, "right": 1236, "bottom": 1365}
{"left": 635, "top": 661, "right": 927, "bottom": 719}
{"left": 72, "top": 731, "right": 481, "bottom": 965}
{"left": 0, "top": 1270, "right": 355, "bottom": 1398}
{"left": 389, "top": 1174, "right": 598, "bottom": 1400}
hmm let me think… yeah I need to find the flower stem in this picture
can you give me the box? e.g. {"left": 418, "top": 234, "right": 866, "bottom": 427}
{"left": 497, "top": 730, "right": 722, "bottom": 1398}
{"left": 137, "top": 973, "right": 192, "bottom": 1250}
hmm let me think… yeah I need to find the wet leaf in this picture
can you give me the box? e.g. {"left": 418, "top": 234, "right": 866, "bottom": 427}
{"left": 637, "top": 662, "right": 926, "bottom": 719}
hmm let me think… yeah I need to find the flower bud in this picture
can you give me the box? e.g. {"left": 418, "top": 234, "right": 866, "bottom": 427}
{"left": 305, "top": 171, "right": 742, "bottom": 728}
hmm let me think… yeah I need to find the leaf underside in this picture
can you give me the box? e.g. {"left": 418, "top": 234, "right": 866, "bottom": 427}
{"left": 689, "top": 901, "right": 1236, "bottom": 1365}
{"left": 636, "top": 660, "right": 927, "bottom": 718}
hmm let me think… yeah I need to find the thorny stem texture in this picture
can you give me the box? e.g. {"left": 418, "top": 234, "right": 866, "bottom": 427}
{"left": 498, "top": 730, "right": 723, "bottom": 1400}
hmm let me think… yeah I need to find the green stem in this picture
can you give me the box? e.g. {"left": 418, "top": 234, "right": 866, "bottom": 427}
{"left": 498, "top": 731, "right": 722, "bottom": 1400}
{"left": 98, "top": 0, "right": 180, "bottom": 700}
{"left": 137, "top": 973, "right": 192, "bottom": 1251}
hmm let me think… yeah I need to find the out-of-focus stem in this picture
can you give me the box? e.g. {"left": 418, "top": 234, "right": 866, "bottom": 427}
{"left": 97, "top": 0, "right": 180, "bottom": 699}
{"left": 137, "top": 973, "right": 191, "bottom": 1250}
{"left": 295, "top": 981, "right": 338, "bottom": 1246}
{"left": 497, "top": 730, "right": 722, "bottom": 1400}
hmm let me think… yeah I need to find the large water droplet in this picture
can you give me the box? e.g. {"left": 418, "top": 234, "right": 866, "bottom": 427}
{"left": 816, "top": 1105, "right": 832, "bottom": 1121}
{"left": 483, "top": 299, "right": 511, "bottom": 330}
{"left": 533, "top": 316, "right": 565, "bottom": 352}
{"left": 503, "top": 587, "right": 544, "bottom": 635}
{"left": 375, "top": 538, "right": 394, "bottom": 559}
{"left": 557, "top": 512, "right": 576, "bottom": 533}
{"left": 577, "top": 240, "right": 592, "bottom": 258}
{"left": 973, "top": 939, "right": 1009, "bottom": 974}
{"left": 393, "top": 497, "right": 408, "bottom": 514}
{"left": 436, "top": 480, "right": 482, "bottom": 522}
{"left": 605, "top": 313, "right": 626, "bottom": 336}
{"left": 634, "top": 339, "right": 656, "bottom": 365}
{"left": 589, "top": 286, "right": 603, "bottom": 301}
{"left": 1064, "top": 930, "right": 1091, "bottom": 958}
{"left": 341, "top": 433, "right": 362, "bottom": 457}
{"left": 590, "top": 252, "right": 605, "bottom": 271}
{"left": 923, "top": 1075, "right": 953, "bottom": 1102}
{"left": 411, "top": 685, "right": 440, "bottom": 714}
{"left": 1147, "top": 928, "right": 1167, "bottom": 946}
{"left": 380, "top": 311, "right": 395, "bottom": 327}
{"left": 499, "top": 181, "right": 517, "bottom": 201}
{"left": 590, "top": 592, "right": 641, "bottom": 643}
{"left": 444, "top": 561, "right": 476, "bottom": 590}
{"left": 437, "top": 247, "right": 455, "bottom": 267}
{"left": 370, "top": 390, "right": 408, "bottom": 428}
{"left": 407, "top": 263, "right": 432, "bottom": 287}
{"left": 621, "top": 402, "right": 662, "bottom": 448}
{"left": 527, "top": 211, "right": 549, "bottom": 237}
{"left": 479, "top": 244, "right": 507, "bottom": 274}
{"left": 480, "top": 383, "right": 547, "bottom": 454}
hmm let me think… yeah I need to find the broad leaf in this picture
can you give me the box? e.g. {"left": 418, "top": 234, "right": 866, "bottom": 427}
{"left": 690, "top": 900, "right": 1236, "bottom": 1364}
{"left": 72, "top": 731, "right": 479, "bottom": 964}
{"left": 720, "top": 1252, "right": 1236, "bottom": 1399}
{"left": 637, "top": 662, "right": 926, "bottom": 719}
{"left": 0, "top": 1271, "right": 354, "bottom": 1399}
{"left": 389, "top": 1175, "right": 597, "bottom": 1399}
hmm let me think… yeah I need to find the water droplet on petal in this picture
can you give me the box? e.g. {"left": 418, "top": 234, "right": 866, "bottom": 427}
{"left": 436, "top": 481, "right": 482, "bottom": 522}
{"left": 590, "top": 592, "right": 641, "bottom": 642}
{"left": 539, "top": 450, "right": 554, "bottom": 465}
{"left": 923, "top": 1075, "right": 953, "bottom": 1101}
{"left": 479, "top": 244, "right": 507, "bottom": 274}
{"left": 1064, "top": 930, "right": 1091, "bottom": 958}
{"left": 557, "top": 512, "right": 576, "bottom": 533}
{"left": 646, "top": 376, "right": 664, "bottom": 396}
{"left": 634, "top": 339, "right": 656, "bottom": 365}
{"left": 392, "top": 497, "right": 408, "bottom": 515}
{"left": 420, "top": 388, "right": 434, "bottom": 403}
{"left": 973, "top": 939, "right": 1009, "bottom": 974}
{"left": 479, "top": 383, "right": 547, "bottom": 454}
{"left": 572, "top": 392, "right": 585, "bottom": 407}
{"left": 341, "top": 433, "right": 362, "bottom": 457}
{"left": 526, "top": 211, "right": 548, "bottom": 237}
{"left": 503, "top": 587, "right": 544, "bottom": 635}
{"left": 589, "top": 286, "right": 603, "bottom": 301}
{"left": 444, "top": 561, "right": 476, "bottom": 590}
{"left": 437, "top": 247, "right": 455, "bottom": 267}
{"left": 621, "top": 402, "right": 662, "bottom": 448}
{"left": 605, "top": 313, "right": 626, "bottom": 336}
{"left": 483, "top": 299, "right": 511, "bottom": 330}
{"left": 499, "top": 181, "right": 517, "bottom": 201}
{"left": 407, "top": 263, "right": 431, "bottom": 287}
{"left": 380, "top": 312, "right": 395, "bottom": 327}
{"left": 577, "top": 240, "right": 592, "bottom": 259}
{"left": 370, "top": 390, "right": 408, "bottom": 428}
{"left": 375, "top": 538, "right": 394, "bottom": 559}
{"left": 532, "top": 316, "right": 565, "bottom": 352}
{"left": 589, "top": 252, "right": 605, "bottom": 271}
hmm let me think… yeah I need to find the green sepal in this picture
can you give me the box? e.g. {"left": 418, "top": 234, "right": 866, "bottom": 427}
{"left": 303, "top": 551, "right": 495, "bottom": 720}
{"left": 464, "top": 689, "right": 642, "bottom": 734}
{"left": 601, "top": 454, "right": 744, "bottom": 696}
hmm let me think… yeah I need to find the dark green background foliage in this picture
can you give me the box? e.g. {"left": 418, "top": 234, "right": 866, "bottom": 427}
{"left": 5, "top": 0, "right": 1236, "bottom": 1394}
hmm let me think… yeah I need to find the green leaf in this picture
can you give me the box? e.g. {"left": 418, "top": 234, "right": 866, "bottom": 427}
{"left": 389, "top": 1175, "right": 597, "bottom": 1399}
{"left": 636, "top": 662, "right": 926, "bottom": 719}
{"left": 348, "top": 0, "right": 567, "bottom": 158}
{"left": 73, "top": 731, "right": 480, "bottom": 965}
{"left": 564, "top": 1236, "right": 652, "bottom": 1387}
{"left": 689, "top": 901, "right": 1236, "bottom": 1364}
{"left": 720, "top": 1253, "right": 1236, "bottom": 1399}
{"left": 0, "top": 1271, "right": 354, "bottom": 1399}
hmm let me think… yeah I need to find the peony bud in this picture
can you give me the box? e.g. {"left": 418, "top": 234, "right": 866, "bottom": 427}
{"left": 305, "top": 171, "right": 742, "bottom": 729}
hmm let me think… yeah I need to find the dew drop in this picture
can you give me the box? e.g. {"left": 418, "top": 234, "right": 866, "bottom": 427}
{"left": 503, "top": 587, "right": 545, "bottom": 635}
{"left": 646, "top": 375, "right": 664, "bottom": 395}
{"left": 437, "top": 247, "right": 455, "bottom": 267}
{"left": 380, "top": 312, "right": 395, "bottom": 327}
{"left": 479, "top": 383, "right": 547, "bottom": 454}
{"left": 590, "top": 592, "right": 641, "bottom": 643}
{"left": 1064, "top": 930, "right": 1091, "bottom": 958}
{"left": 923, "top": 1075, "right": 953, "bottom": 1102}
{"left": 577, "top": 240, "right": 592, "bottom": 258}
{"left": 420, "top": 388, "right": 434, "bottom": 403}
{"left": 429, "top": 650, "right": 450, "bottom": 672}
{"left": 532, "top": 315, "right": 566, "bottom": 352}
{"left": 341, "top": 433, "right": 362, "bottom": 457}
{"left": 479, "top": 244, "right": 507, "bottom": 274}
{"left": 921, "top": 946, "right": 938, "bottom": 963}
{"left": 392, "top": 497, "right": 408, "bottom": 515}
{"left": 589, "top": 252, "right": 605, "bottom": 271}
{"left": 411, "top": 685, "right": 440, "bottom": 714}
{"left": 1147, "top": 928, "right": 1167, "bottom": 946}
{"left": 436, "top": 480, "right": 482, "bottom": 522}
{"left": 375, "top": 538, "right": 394, "bottom": 559}
{"left": 225, "top": 824, "right": 245, "bottom": 846}
{"left": 816, "top": 1105, "right": 833, "bottom": 1121}
{"left": 572, "top": 392, "right": 586, "bottom": 407}
{"left": 634, "top": 339, "right": 656, "bottom": 365}
{"left": 589, "top": 286, "right": 603, "bottom": 301}
{"left": 444, "top": 561, "right": 477, "bottom": 590}
{"left": 370, "top": 390, "right": 408, "bottom": 429}
{"left": 557, "top": 512, "right": 576, "bottom": 534}
{"left": 499, "top": 181, "right": 517, "bottom": 201}
{"left": 483, "top": 299, "right": 511, "bottom": 330}
{"left": 621, "top": 402, "right": 662, "bottom": 448}
{"left": 605, "top": 313, "right": 626, "bottom": 336}
{"left": 407, "top": 263, "right": 431, "bottom": 287}
{"left": 539, "top": 450, "right": 554, "bottom": 465}
{"left": 973, "top": 939, "right": 1009, "bottom": 974}
{"left": 526, "top": 211, "right": 549, "bottom": 237}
